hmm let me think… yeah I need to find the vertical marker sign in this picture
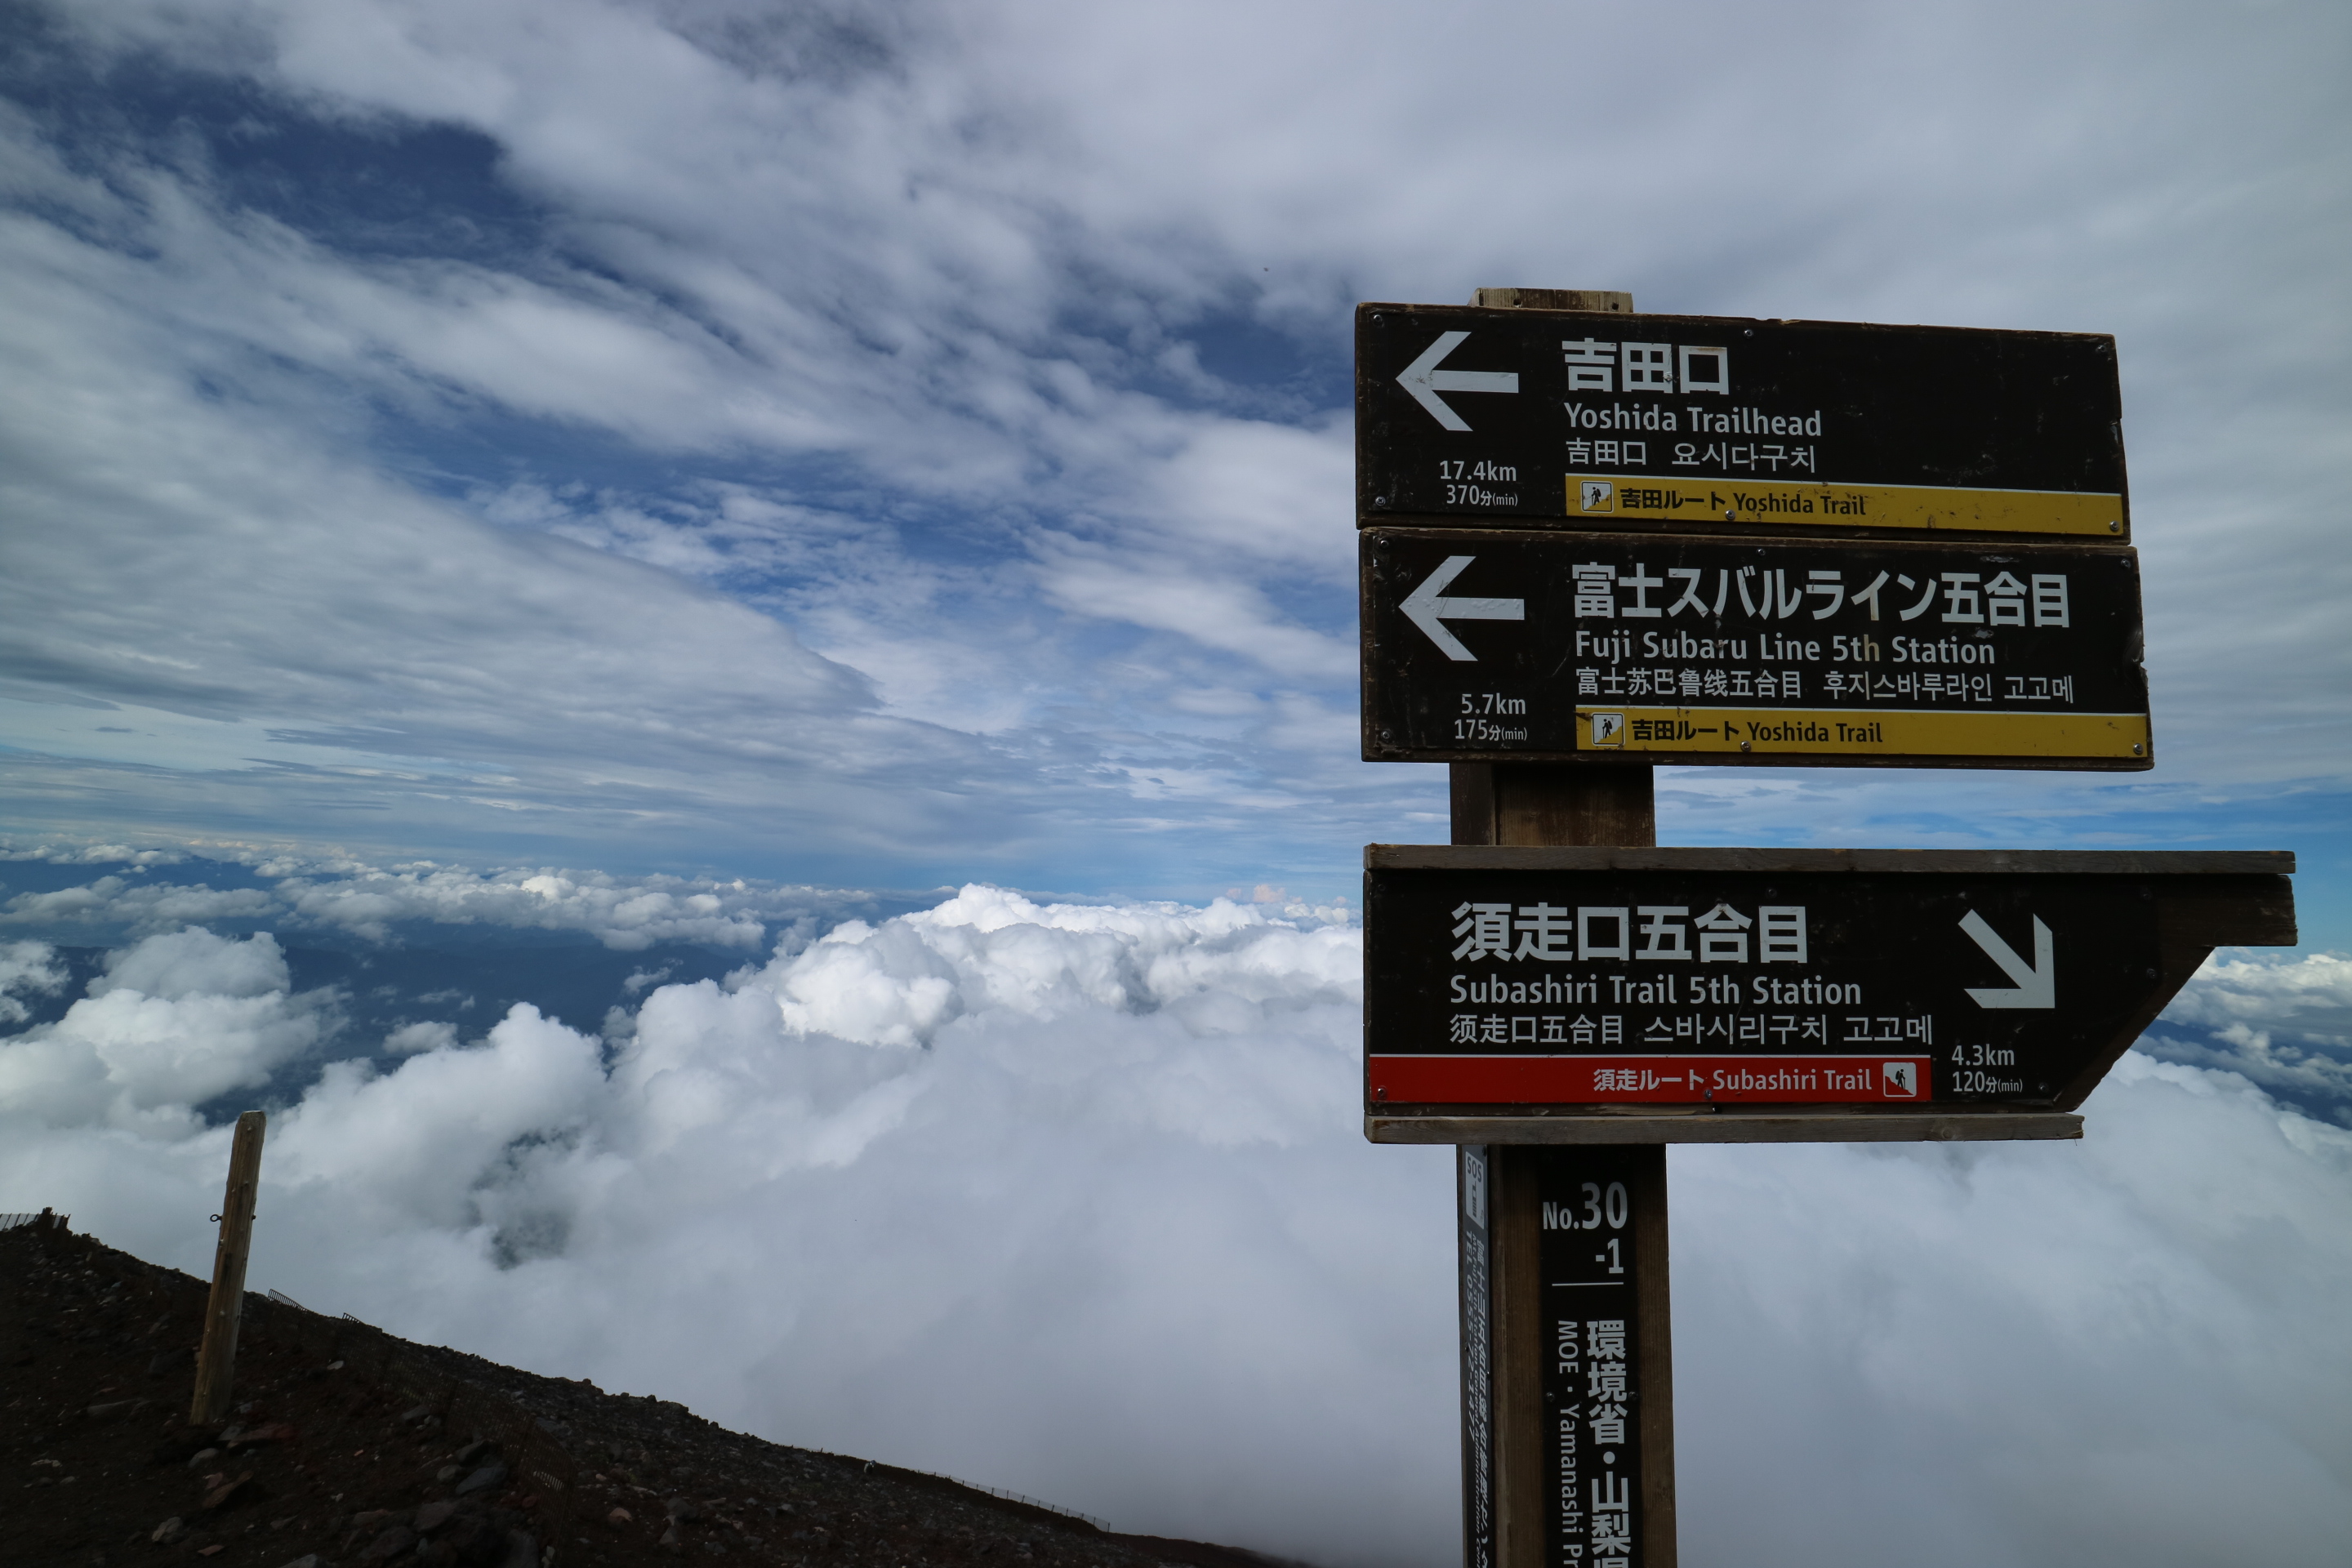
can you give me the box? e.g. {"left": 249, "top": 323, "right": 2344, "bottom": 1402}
{"left": 1540, "top": 1148, "right": 1649, "bottom": 1568}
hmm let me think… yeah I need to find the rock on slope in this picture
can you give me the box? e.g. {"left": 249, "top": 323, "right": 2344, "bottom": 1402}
{"left": 1, "top": 1218, "right": 1301, "bottom": 1568}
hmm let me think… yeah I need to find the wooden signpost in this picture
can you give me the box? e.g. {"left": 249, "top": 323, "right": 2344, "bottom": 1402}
{"left": 1355, "top": 289, "right": 2296, "bottom": 1568}
{"left": 191, "top": 1110, "right": 266, "bottom": 1426}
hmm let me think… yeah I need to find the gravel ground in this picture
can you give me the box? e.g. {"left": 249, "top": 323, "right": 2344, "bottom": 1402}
{"left": 2, "top": 1218, "right": 1300, "bottom": 1568}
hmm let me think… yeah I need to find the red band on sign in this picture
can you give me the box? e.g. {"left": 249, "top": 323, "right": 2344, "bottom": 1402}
{"left": 1368, "top": 1054, "right": 1931, "bottom": 1104}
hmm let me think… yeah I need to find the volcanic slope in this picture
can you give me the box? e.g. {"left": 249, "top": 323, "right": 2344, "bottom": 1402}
{"left": 1, "top": 1219, "right": 1302, "bottom": 1568}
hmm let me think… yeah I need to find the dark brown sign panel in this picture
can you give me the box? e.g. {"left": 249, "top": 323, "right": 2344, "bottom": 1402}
{"left": 1361, "top": 528, "right": 2150, "bottom": 770}
{"left": 1364, "top": 848, "right": 2294, "bottom": 1124}
{"left": 1356, "top": 305, "right": 2127, "bottom": 539}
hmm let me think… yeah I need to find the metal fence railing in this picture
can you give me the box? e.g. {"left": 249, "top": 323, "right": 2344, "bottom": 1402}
{"left": 0, "top": 1210, "right": 66, "bottom": 1232}
{"left": 903, "top": 1467, "right": 1110, "bottom": 1531}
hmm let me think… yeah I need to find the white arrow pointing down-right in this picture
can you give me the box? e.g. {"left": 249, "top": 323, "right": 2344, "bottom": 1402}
{"left": 1958, "top": 910, "right": 2056, "bottom": 1009}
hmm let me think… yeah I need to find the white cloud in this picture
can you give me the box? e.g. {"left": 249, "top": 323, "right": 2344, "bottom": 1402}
{"left": 2162, "top": 949, "right": 2352, "bottom": 1047}
{"left": 1674, "top": 1051, "right": 2352, "bottom": 1566}
{"left": 0, "top": 857, "right": 902, "bottom": 953}
{"left": 0, "top": 126, "right": 1040, "bottom": 865}
{"left": 1, "top": 876, "right": 282, "bottom": 935}
{"left": 0, "top": 842, "right": 185, "bottom": 866}
{"left": 760, "top": 883, "right": 1355, "bottom": 1049}
{"left": 1113, "top": 419, "right": 1356, "bottom": 577}
{"left": 382, "top": 1018, "right": 458, "bottom": 1054}
{"left": 2, "top": 888, "right": 2348, "bottom": 1566}
{"left": 1036, "top": 541, "right": 1356, "bottom": 680}
{"left": 273, "top": 1004, "right": 610, "bottom": 1236}
{"left": 2137, "top": 949, "right": 2352, "bottom": 1116}
{"left": 0, "top": 929, "right": 332, "bottom": 1134}
{"left": 92, "top": 924, "right": 293, "bottom": 1001}
{"left": 275, "top": 866, "right": 777, "bottom": 950}
{"left": 0, "top": 939, "right": 67, "bottom": 1025}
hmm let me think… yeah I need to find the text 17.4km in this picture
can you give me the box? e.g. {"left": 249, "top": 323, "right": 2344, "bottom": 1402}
{"left": 1438, "top": 459, "right": 1519, "bottom": 508}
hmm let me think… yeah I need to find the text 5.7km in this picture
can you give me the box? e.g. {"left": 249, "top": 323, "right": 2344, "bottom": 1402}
{"left": 1462, "top": 694, "right": 1529, "bottom": 715}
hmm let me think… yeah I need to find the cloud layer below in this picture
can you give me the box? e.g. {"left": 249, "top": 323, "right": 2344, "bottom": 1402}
{"left": 1, "top": 884, "right": 2345, "bottom": 1567}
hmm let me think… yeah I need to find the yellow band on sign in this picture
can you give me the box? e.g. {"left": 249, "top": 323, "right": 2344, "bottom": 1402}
{"left": 1577, "top": 706, "right": 2152, "bottom": 761}
{"left": 1566, "top": 476, "right": 2123, "bottom": 537}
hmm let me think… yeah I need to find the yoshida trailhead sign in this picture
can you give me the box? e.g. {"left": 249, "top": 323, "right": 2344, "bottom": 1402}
{"left": 1356, "top": 305, "right": 2128, "bottom": 538}
{"left": 1349, "top": 292, "right": 2296, "bottom": 1568}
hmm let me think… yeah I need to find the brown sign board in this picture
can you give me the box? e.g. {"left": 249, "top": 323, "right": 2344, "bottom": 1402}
{"left": 1365, "top": 846, "right": 2295, "bottom": 1145}
{"left": 1361, "top": 527, "right": 2150, "bottom": 771}
{"left": 1356, "top": 304, "right": 2127, "bottom": 541}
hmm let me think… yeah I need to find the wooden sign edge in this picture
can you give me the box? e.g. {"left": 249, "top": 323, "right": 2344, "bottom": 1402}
{"left": 1365, "top": 844, "right": 2296, "bottom": 875}
{"left": 1366, "top": 1110, "right": 2085, "bottom": 1146}
{"left": 1356, "top": 301, "right": 2120, "bottom": 348}
{"left": 1361, "top": 750, "right": 2158, "bottom": 774}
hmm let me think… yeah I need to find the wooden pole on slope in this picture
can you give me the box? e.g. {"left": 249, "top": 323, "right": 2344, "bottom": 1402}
{"left": 1455, "top": 287, "right": 1675, "bottom": 1568}
{"left": 190, "top": 1110, "right": 266, "bottom": 1426}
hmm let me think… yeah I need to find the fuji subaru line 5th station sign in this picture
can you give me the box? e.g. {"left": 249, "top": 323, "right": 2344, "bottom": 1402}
{"left": 1355, "top": 305, "right": 2150, "bottom": 771}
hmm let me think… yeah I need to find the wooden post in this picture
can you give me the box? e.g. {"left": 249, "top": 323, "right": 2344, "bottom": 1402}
{"left": 1451, "top": 764, "right": 1655, "bottom": 849}
{"left": 190, "top": 1110, "right": 266, "bottom": 1426}
{"left": 1487, "top": 1143, "right": 1545, "bottom": 1568}
{"left": 1457, "top": 287, "right": 1675, "bottom": 1568}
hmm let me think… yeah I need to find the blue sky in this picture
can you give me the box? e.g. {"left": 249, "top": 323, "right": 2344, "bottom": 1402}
{"left": 0, "top": 0, "right": 2344, "bottom": 933}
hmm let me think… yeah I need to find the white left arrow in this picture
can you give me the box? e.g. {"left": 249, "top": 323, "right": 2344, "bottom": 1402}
{"left": 1958, "top": 910, "right": 2056, "bottom": 1009}
{"left": 1402, "top": 555, "right": 1523, "bottom": 662}
{"left": 1399, "top": 331, "right": 1520, "bottom": 431}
